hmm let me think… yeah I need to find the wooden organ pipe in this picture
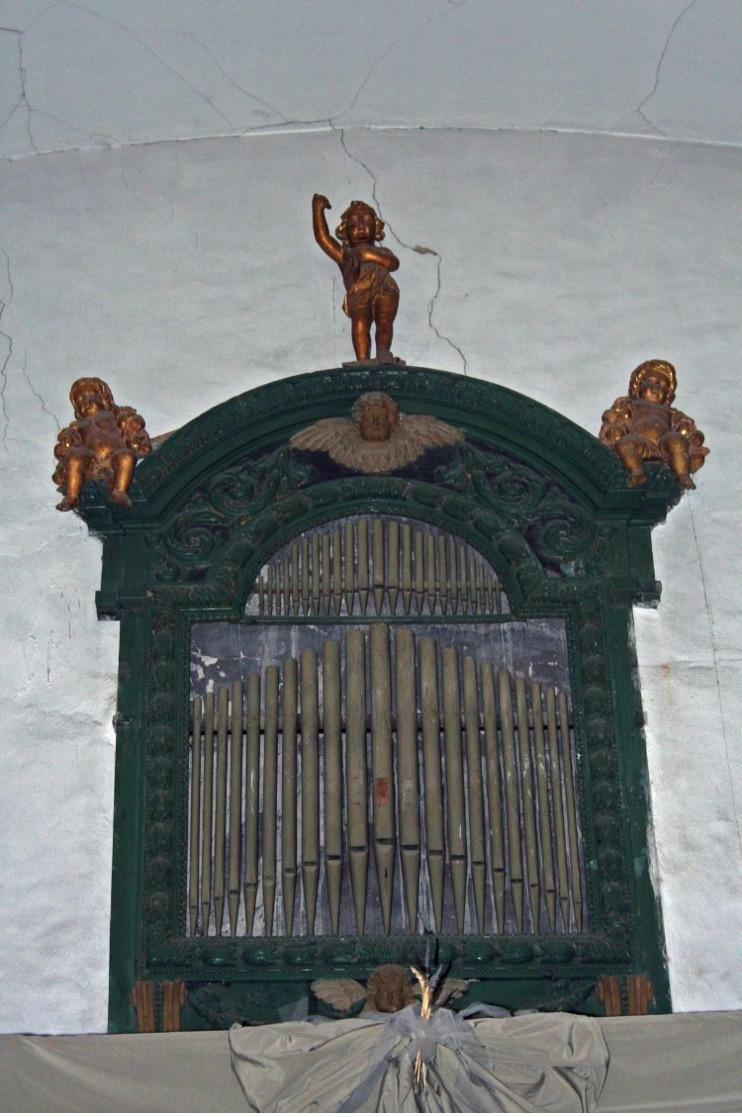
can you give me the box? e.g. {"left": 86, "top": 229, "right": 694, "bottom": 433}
{"left": 214, "top": 686, "right": 229, "bottom": 935}
{"left": 395, "top": 628, "right": 420, "bottom": 931}
{"left": 546, "top": 685, "right": 570, "bottom": 931}
{"left": 253, "top": 518, "right": 508, "bottom": 618}
{"left": 200, "top": 691, "right": 215, "bottom": 934}
{"left": 322, "top": 640, "right": 343, "bottom": 934}
{"left": 516, "top": 674, "right": 540, "bottom": 933}
{"left": 345, "top": 629, "right": 368, "bottom": 934}
{"left": 188, "top": 696, "right": 202, "bottom": 937}
{"left": 243, "top": 674, "right": 260, "bottom": 935}
{"left": 419, "top": 637, "right": 445, "bottom": 933}
{"left": 300, "top": 649, "right": 320, "bottom": 935}
{"left": 370, "top": 623, "right": 395, "bottom": 934}
{"left": 498, "top": 669, "right": 524, "bottom": 932}
{"left": 228, "top": 680, "right": 243, "bottom": 935}
{"left": 463, "top": 656, "right": 487, "bottom": 933}
{"left": 531, "top": 681, "right": 556, "bottom": 932}
{"left": 441, "top": 646, "right": 467, "bottom": 933}
{"left": 481, "top": 663, "right": 506, "bottom": 931}
{"left": 559, "top": 690, "right": 582, "bottom": 931}
{"left": 281, "top": 659, "right": 298, "bottom": 935}
{"left": 262, "top": 667, "right": 279, "bottom": 936}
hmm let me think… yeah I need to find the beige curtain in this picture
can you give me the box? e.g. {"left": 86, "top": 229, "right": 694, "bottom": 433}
{"left": 229, "top": 1008, "right": 608, "bottom": 1111}
{"left": 1, "top": 1010, "right": 741, "bottom": 1112}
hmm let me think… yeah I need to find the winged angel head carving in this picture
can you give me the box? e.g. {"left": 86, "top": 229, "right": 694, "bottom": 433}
{"left": 312, "top": 964, "right": 469, "bottom": 1016}
{"left": 289, "top": 391, "right": 464, "bottom": 473}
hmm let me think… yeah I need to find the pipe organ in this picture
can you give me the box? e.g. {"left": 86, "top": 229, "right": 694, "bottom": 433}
{"left": 189, "top": 517, "right": 585, "bottom": 943}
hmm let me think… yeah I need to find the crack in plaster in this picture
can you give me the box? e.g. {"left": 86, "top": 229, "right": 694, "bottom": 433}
{"left": 688, "top": 501, "right": 742, "bottom": 860}
{"left": 0, "top": 25, "right": 37, "bottom": 154}
{"left": 635, "top": 0, "right": 701, "bottom": 133}
{"left": 333, "top": 125, "right": 468, "bottom": 375}
{"left": 180, "top": 35, "right": 289, "bottom": 125}
{"left": 0, "top": 248, "right": 14, "bottom": 450}
{"left": 67, "top": 0, "right": 236, "bottom": 130}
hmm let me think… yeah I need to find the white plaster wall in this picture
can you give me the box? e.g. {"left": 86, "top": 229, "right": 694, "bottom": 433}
{"left": 0, "top": 2, "right": 740, "bottom": 1034}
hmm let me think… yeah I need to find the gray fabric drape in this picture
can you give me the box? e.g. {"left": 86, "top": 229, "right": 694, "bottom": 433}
{"left": 2, "top": 1010, "right": 742, "bottom": 1112}
{"left": 229, "top": 1008, "right": 609, "bottom": 1112}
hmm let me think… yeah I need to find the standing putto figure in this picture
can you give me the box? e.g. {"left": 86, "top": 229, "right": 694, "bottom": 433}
{"left": 599, "top": 359, "right": 708, "bottom": 489}
{"left": 53, "top": 377, "right": 151, "bottom": 510}
{"left": 312, "top": 193, "right": 402, "bottom": 364}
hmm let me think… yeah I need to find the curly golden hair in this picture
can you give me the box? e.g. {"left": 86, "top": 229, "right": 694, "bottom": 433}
{"left": 628, "top": 359, "right": 677, "bottom": 404}
{"left": 335, "top": 200, "right": 386, "bottom": 244}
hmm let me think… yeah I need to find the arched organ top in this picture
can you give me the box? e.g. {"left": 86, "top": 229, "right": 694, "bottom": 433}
{"left": 81, "top": 367, "right": 679, "bottom": 1029}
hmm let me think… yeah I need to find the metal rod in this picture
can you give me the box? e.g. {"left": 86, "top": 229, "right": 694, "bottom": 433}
{"left": 323, "top": 640, "right": 343, "bottom": 934}
{"left": 243, "top": 675, "right": 260, "bottom": 935}
{"left": 345, "top": 628, "right": 368, "bottom": 933}
{"left": 281, "top": 659, "right": 298, "bottom": 935}
{"left": 395, "top": 627, "right": 420, "bottom": 931}
{"left": 463, "top": 656, "right": 486, "bottom": 933}
{"left": 263, "top": 666, "right": 279, "bottom": 936}
{"left": 370, "top": 623, "right": 395, "bottom": 934}
{"left": 228, "top": 680, "right": 243, "bottom": 935}
{"left": 420, "top": 637, "right": 445, "bottom": 933}
{"left": 189, "top": 696, "right": 202, "bottom": 936}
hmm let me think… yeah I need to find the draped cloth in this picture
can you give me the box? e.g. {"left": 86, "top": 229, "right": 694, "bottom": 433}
{"left": 229, "top": 1008, "right": 609, "bottom": 1112}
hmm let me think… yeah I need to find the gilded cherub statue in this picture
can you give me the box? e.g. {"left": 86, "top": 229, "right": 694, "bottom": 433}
{"left": 53, "top": 377, "right": 151, "bottom": 510}
{"left": 312, "top": 193, "right": 402, "bottom": 365}
{"left": 599, "top": 360, "right": 708, "bottom": 489}
{"left": 289, "top": 391, "right": 463, "bottom": 473}
{"left": 312, "top": 964, "right": 469, "bottom": 1016}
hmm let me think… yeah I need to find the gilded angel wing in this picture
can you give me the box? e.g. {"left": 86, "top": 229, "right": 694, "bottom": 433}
{"left": 311, "top": 978, "right": 367, "bottom": 1013}
{"left": 434, "top": 978, "right": 471, "bottom": 1005}
{"left": 398, "top": 414, "right": 465, "bottom": 460}
{"left": 289, "top": 417, "right": 359, "bottom": 461}
{"left": 410, "top": 976, "right": 470, "bottom": 1006}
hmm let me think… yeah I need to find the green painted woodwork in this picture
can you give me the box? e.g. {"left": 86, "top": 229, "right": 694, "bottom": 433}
{"left": 74, "top": 366, "right": 682, "bottom": 1032}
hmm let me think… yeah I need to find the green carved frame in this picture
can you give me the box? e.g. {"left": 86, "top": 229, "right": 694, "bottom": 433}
{"left": 75, "top": 366, "right": 681, "bottom": 1032}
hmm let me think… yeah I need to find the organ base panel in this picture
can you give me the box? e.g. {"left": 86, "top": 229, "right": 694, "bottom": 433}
{"left": 78, "top": 367, "right": 680, "bottom": 1031}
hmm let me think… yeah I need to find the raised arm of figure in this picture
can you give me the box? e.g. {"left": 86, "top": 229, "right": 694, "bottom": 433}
{"left": 312, "top": 193, "right": 344, "bottom": 265}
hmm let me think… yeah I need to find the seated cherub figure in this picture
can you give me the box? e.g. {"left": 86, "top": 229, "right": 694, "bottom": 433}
{"left": 312, "top": 193, "right": 401, "bottom": 363}
{"left": 599, "top": 359, "right": 708, "bottom": 489}
{"left": 53, "top": 377, "right": 151, "bottom": 510}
